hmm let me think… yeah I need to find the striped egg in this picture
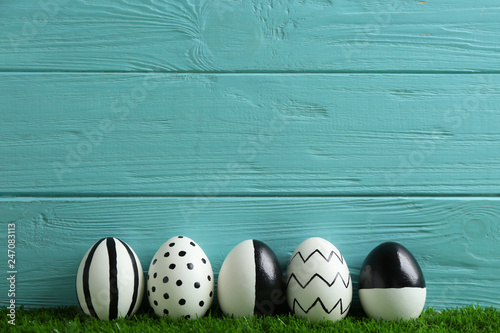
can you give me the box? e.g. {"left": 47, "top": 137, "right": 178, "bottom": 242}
{"left": 76, "top": 237, "right": 144, "bottom": 320}
{"left": 217, "top": 239, "right": 286, "bottom": 317}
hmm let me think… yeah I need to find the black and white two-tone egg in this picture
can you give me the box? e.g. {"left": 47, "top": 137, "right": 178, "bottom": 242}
{"left": 217, "top": 239, "right": 286, "bottom": 317}
{"left": 147, "top": 236, "right": 214, "bottom": 319}
{"left": 359, "top": 242, "right": 426, "bottom": 320}
{"left": 76, "top": 237, "right": 144, "bottom": 320}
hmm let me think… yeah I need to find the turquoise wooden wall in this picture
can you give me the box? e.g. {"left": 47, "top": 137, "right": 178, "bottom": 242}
{"left": 1, "top": 0, "right": 499, "bottom": 311}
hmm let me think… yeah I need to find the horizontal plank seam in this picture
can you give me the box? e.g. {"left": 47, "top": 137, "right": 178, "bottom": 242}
{"left": 1, "top": 71, "right": 500, "bottom": 75}
{"left": 1, "top": 194, "right": 500, "bottom": 199}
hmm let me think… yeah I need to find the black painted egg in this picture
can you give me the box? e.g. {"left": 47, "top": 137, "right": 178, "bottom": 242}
{"left": 359, "top": 242, "right": 426, "bottom": 320}
{"left": 217, "top": 239, "right": 286, "bottom": 317}
{"left": 76, "top": 237, "right": 144, "bottom": 320}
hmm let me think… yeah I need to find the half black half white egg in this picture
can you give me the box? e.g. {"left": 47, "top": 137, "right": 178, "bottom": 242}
{"left": 217, "top": 239, "right": 286, "bottom": 317}
{"left": 359, "top": 242, "right": 426, "bottom": 320}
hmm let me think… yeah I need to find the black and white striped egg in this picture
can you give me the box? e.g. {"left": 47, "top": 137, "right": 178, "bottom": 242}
{"left": 147, "top": 236, "right": 214, "bottom": 319}
{"left": 286, "top": 237, "right": 352, "bottom": 322}
{"left": 217, "top": 239, "right": 286, "bottom": 317}
{"left": 76, "top": 237, "right": 144, "bottom": 320}
{"left": 359, "top": 242, "right": 426, "bottom": 320}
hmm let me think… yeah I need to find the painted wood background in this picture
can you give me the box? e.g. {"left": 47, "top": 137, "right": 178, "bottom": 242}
{"left": 1, "top": 0, "right": 499, "bottom": 312}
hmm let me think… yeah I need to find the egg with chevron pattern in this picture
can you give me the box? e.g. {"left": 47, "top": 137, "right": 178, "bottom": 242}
{"left": 286, "top": 237, "right": 352, "bottom": 322}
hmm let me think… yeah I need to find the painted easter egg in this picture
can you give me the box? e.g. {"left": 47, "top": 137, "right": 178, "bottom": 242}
{"left": 76, "top": 237, "right": 144, "bottom": 320}
{"left": 359, "top": 242, "right": 426, "bottom": 320}
{"left": 217, "top": 239, "right": 286, "bottom": 317}
{"left": 286, "top": 237, "right": 352, "bottom": 322}
{"left": 147, "top": 236, "right": 214, "bottom": 319}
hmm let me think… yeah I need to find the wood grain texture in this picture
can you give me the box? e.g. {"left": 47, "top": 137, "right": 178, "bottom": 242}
{"left": 1, "top": 73, "right": 499, "bottom": 195}
{"left": 0, "top": 196, "right": 498, "bottom": 309}
{"left": 1, "top": 0, "right": 500, "bottom": 311}
{"left": 1, "top": 0, "right": 499, "bottom": 72}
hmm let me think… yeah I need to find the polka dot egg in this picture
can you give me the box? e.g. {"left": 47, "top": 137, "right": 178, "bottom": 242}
{"left": 147, "top": 236, "right": 214, "bottom": 319}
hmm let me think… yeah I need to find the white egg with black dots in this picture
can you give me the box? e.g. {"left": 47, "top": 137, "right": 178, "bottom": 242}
{"left": 147, "top": 236, "right": 214, "bottom": 319}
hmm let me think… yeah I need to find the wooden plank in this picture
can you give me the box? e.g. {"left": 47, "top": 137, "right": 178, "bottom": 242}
{"left": 0, "top": 196, "right": 499, "bottom": 309}
{"left": 1, "top": 0, "right": 499, "bottom": 72}
{"left": 1, "top": 73, "right": 499, "bottom": 195}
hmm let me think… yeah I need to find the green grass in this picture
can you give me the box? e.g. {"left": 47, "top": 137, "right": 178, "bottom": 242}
{"left": 1, "top": 305, "right": 499, "bottom": 332}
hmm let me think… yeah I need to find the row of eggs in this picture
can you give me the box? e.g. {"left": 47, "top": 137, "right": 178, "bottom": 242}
{"left": 76, "top": 236, "right": 426, "bottom": 322}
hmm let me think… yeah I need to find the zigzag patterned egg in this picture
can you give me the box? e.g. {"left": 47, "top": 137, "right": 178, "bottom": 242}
{"left": 359, "top": 242, "right": 426, "bottom": 320}
{"left": 286, "top": 237, "right": 352, "bottom": 322}
{"left": 147, "top": 236, "right": 214, "bottom": 319}
{"left": 217, "top": 239, "right": 286, "bottom": 317}
{"left": 76, "top": 237, "right": 144, "bottom": 320}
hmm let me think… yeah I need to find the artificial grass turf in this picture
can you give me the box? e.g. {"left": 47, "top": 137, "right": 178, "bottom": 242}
{"left": 1, "top": 305, "right": 499, "bottom": 332}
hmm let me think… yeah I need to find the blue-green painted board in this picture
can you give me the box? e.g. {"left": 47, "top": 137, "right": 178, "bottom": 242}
{"left": 0, "top": 196, "right": 498, "bottom": 309}
{"left": 1, "top": 0, "right": 500, "bottom": 312}
{"left": 1, "top": 0, "right": 499, "bottom": 72}
{"left": 1, "top": 73, "right": 499, "bottom": 195}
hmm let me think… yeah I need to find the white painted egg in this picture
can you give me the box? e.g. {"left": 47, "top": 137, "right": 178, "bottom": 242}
{"left": 147, "top": 236, "right": 214, "bottom": 319}
{"left": 286, "top": 237, "right": 352, "bottom": 322}
{"left": 76, "top": 237, "right": 144, "bottom": 320}
{"left": 217, "top": 239, "right": 286, "bottom": 317}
